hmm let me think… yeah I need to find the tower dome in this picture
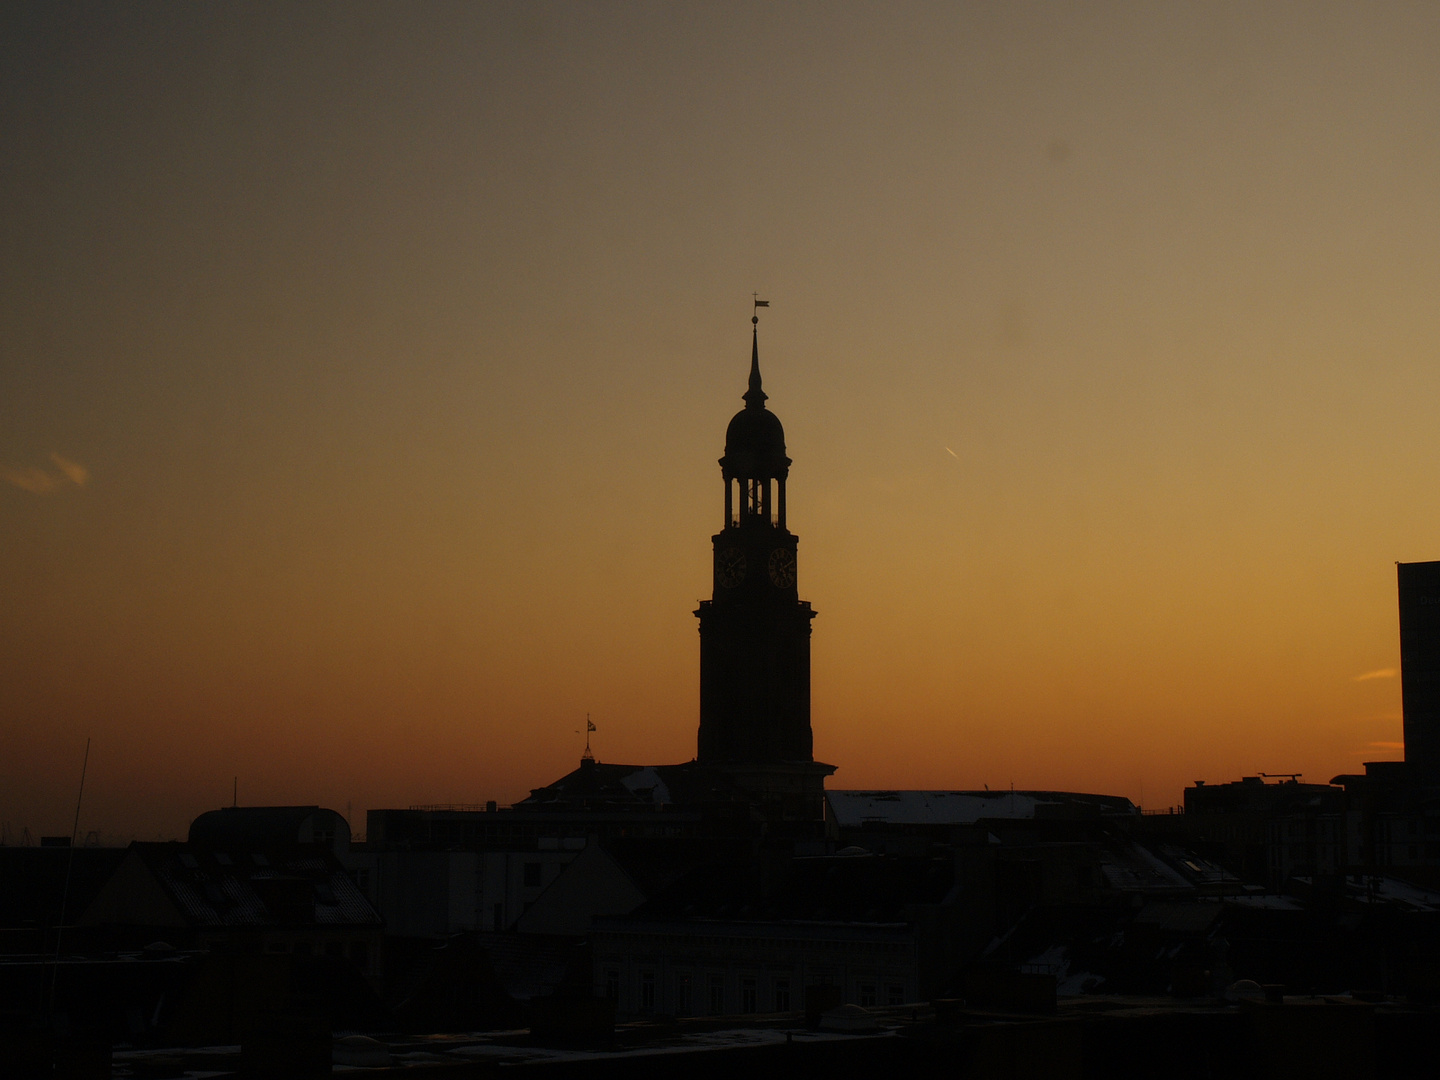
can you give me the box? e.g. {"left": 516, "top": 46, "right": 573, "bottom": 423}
{"left": 720, "top": 328, "right": 790, "bottom": 481}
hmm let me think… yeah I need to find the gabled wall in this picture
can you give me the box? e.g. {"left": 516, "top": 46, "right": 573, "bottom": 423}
{"left": 78, "top": 848, "right": 187, "bottom": 929}
{"left": 516, "top": 843, "right": 647, "bottom": 936}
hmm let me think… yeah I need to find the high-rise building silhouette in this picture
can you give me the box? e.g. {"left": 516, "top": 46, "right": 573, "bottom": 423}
{"left": 1398, "top": 560, "right": 1440, "bottom": 785}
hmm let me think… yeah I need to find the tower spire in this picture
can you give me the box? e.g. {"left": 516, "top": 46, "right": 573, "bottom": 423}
{"left": 745, "top": 298, "right": 769, "bottom": 409}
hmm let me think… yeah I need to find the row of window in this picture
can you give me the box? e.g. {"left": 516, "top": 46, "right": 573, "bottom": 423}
{"left": 601, "top": 932, "right": 909, "bottom": 954}
{"left": 1375, "top": 842, "right": 1440, "bottom": 862}
{"left": 256, "top": 938, "right": 371, "bottom": 970}
{"left": 603, "top": 968, "right": 906, "bottom": 1015}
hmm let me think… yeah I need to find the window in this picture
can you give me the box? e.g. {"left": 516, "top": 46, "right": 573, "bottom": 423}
{"left": 887, "top": 984, "right": 905, "bottom": 1006}
{"left": 858, "top": 983, "right": 877, "bottom": 1007}
{"left": 676, "top": 972, "right": 693, "bottom": 1015}
{"left": 740, "top": 977, "right": 756, "bottom": 1014}
{"left": 709, "top": 974, "right": 725, "bottom": 1015}
{"left": 640, "top": 971, "right": 656, "bottom": 1013}
{"left": 523, "top": 862, "right": 542, "bottom": 887}
{"left": 605, "top": 970, "right": 620, "bottom": 1003}
{"left": 773, "top": 978, "right": 790, "bottom": 1012}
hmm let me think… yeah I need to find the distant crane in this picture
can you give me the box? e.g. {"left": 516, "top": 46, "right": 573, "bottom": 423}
{"left": 1258, "top": 772, "right": 1302, "bottom": 783}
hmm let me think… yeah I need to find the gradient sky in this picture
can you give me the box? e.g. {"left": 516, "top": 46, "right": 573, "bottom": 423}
{"left": 4, "top": 2, "right": 1439, "bottom": 841}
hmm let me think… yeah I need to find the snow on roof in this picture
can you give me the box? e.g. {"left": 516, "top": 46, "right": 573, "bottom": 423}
{"left": 828, "top": 791, "right": 1044, "bottom": 825}
{"left": 1363, "top": 876, "right": 1440, "bottom": 910}
{"left": 826, "top": 790, "right": 1132, "bottom": 827}
{"left": 1224, "top": 894, "right": 1305, "bottom": 910}
{"left": 1097, "top": 845, "right": 1196, "bottom": 894}
{"left": 620, "top": 767, "right": 671, "bottom": 806}
{"left": 132, "top": 845, "right": 380, "bottom": 928}
{"left": 1286, "top": 875, "right": 1440, "bottom": 912}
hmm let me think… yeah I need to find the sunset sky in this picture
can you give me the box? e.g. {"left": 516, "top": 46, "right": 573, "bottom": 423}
{"left": 5, "top": 2, "right": 1439, "bottom": 841}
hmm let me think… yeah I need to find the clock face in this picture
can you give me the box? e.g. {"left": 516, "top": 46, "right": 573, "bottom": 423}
{"left": 716, "top": 547, "right": 746, "bottom": 588}
{"left": 768, "top": 547, "right": 797, "bottom": 588}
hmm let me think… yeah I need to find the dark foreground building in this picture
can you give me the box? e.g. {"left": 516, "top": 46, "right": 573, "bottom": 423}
{"left": 1399, "top": 560, "right": 1440, "bottom": 787}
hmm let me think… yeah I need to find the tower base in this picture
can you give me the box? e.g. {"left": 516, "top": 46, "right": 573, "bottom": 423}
{"left": 710, "top": 760, "right": 837, "bottom": 822}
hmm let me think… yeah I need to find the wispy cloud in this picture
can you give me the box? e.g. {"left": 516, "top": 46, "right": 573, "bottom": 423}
{"left": 4, "top": 453, "right": 89, "bottom": 494}
{"left": 4, "top": 467, "right": 60, "bottom": 493}
{"left": 50, "top": 453, "right": 88, "bottom": 486}
{"left": 1368, "top": 741, "right": 1405, "bottom": 751}
{"left": 1354, "top": 668, "right": 1397, "bottom": 682}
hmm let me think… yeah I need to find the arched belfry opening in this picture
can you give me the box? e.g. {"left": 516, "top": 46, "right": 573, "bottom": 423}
{"left": 721, "top": 328, "right": 790, "bottom": 531}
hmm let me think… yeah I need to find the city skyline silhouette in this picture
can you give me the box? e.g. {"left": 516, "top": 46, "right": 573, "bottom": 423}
{"left": 5, "top": 4, "right": 1439, "bottom": 841}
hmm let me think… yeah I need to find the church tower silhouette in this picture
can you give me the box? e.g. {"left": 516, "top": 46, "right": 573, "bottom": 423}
{"left": 695, "top": 318, "right": 834, "bottom": 812}
{"left": 507, "top": 313, "right": 834, "bottom": 823}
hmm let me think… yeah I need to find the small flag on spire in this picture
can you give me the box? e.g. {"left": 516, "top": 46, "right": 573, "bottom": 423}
{"left": 754, "top": 299, "right": 769, "bottom": 307}
{"left": 587, "top": 719, "right": 597, "bottom": 732}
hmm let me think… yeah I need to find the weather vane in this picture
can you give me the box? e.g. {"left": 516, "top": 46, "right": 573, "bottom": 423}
{"left": 753, "top": 294, "right": 769, "bottom": 325}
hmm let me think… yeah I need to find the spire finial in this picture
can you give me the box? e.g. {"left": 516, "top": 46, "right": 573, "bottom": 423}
{"left": 745, "top": 297, "right": 770, "bottom": 409}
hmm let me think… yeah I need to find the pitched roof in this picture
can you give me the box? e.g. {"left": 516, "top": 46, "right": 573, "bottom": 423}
{"left": 0, "top": 847, "right": 127, "bottom": 930}
{"left": 520, "top": 760, "right": 739, "bottom": 810}
{"left": 88, "top": 843, "right": 379, "bottom": 929}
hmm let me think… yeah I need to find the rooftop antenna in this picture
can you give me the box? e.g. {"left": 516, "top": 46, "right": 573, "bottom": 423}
{"left": 49, "top": 736, "right": 91, "bottom": 1016}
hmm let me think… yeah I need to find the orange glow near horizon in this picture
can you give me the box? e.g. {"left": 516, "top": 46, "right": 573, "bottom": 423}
{"left": 2, "top": 3, "right": 1435, "bottom": 840}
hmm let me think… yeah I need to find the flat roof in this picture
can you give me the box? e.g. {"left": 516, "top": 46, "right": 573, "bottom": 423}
{"left": 827, "top": 790, "right": 1135, "bottom": 827}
